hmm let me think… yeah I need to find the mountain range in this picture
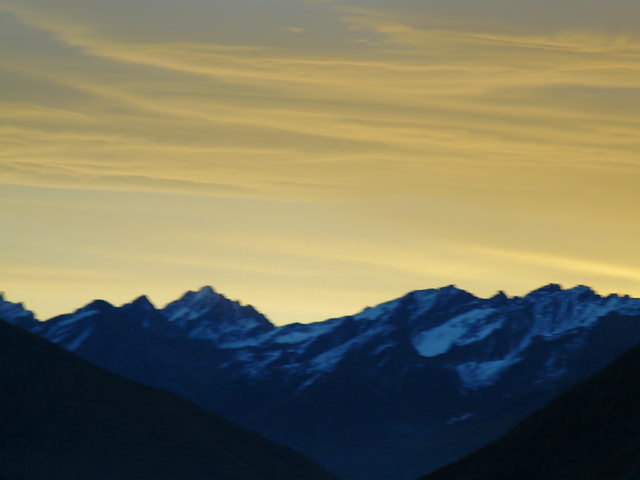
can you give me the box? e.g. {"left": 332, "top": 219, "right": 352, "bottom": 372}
{"left": 4, "top": 284, "right": 640, "bottom": 480}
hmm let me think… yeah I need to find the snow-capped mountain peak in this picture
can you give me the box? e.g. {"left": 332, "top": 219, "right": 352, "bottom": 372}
{"left": 354, "top": 285, "right": 479, "bottom": 325}
{"left": 522, "top": 284, "right": 640, "bottom": 340}
{"left": 161, "top": 286, "right": 274, "bottom": 341}
{"left": 162, "top": 286, "right": 225, "bottom": 322}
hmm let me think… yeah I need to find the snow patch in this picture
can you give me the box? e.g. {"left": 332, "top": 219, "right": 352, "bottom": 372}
{"left": 446, "top": 413, "right": 475, "bottom": 424}
{"left": 456, "top": 357, "right": 518, "bottom": 389}
{"left": 410, "top": 291, "right": 439, "bottom": 317}
{"left": 309, "top": 344, "right": 350, "bottom": 372}
{"left": 528, "top": 288, "right": 640, "bottom": 340}
{"left": 271, "top": 321, "right": 340, "bottom": 344}
{"left": 64, "top": 327, "right": 94, "bottom": 350}
{"left": 412, "top": 308, "right": 501, "bottom": 357}
{"left": 296, "top": 372, "right": 325, "bottom": 391}
{"left": 56, "top": 309, "right": 99, "bottom": 325}
{"left": 373, "top": 341, "right": 395, "bottom": 355}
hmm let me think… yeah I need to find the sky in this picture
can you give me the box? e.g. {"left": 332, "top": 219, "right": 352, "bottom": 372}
{"left": 1, "top": 0, "right": 639, "bottom": 324}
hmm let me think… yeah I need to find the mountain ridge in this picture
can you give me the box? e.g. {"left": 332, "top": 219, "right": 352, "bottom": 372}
{"left": 6, "top": 282, "right": 631, "bottom": 325}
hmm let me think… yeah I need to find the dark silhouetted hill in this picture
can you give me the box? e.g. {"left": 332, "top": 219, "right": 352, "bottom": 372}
{"left": 0, "top": 319, "right": 338, "bottom": 480}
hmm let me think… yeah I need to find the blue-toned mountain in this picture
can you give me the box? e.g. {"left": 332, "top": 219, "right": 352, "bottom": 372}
{"left": 5, "top": 284, "right": 640, "bottom": 480}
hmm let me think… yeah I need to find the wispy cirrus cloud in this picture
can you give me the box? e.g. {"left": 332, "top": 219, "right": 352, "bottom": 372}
{"left": 2, "top": 0, "right": 639, "bottom": 321}
{"left": 2, "top": 1, "right": 638, "bottom": 201}
{"left": 465, "top": 245, "right": 640, "bottom": 283}
{"left": 341, "top": 6, "right": 640, "bottom": 54}
{"left": 1, "top": 161, "right": 257, "bottom": 197}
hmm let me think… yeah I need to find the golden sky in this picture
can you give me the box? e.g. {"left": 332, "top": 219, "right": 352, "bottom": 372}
{"left": 2, "top": 0, "right": 639, "bottom": 323}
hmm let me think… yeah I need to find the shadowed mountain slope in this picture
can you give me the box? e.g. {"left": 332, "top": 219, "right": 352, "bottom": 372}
{"left": 0, "top": 319, "right": 338, "bottom": 480}
{"left": 420, "top": 312, "right": 640, "bottom": 480}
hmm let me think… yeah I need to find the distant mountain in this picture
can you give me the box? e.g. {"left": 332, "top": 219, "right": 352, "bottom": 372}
{"left": 162, "top": 285, "right": 274, "bottom": 341}
{"left": 0, "top": 292, "right": 37, "bottom": 328}
{"left": 418, "top": 311, "right": 640, "bottom": 480}
{"left": 0, "top": 318, "right": 338, "bottom": 480}
{"left": 5, "top": 284, "right": 640, "bottom": 480}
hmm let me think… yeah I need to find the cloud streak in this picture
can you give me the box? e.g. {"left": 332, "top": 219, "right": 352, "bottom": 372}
{"left": 2, "top": 0, "right": 639, "bottom": 321}
{"left": 466, "top": 245, "right": 640, "bottom": 283}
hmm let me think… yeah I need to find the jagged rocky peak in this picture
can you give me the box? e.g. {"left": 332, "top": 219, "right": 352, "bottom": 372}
{"left": 407, "top": 285, "right": 478, "bottom": 306}
{"left": 118, "top": 295, "right": 176, "bottom": 332}
{"left": 490, "top": 289, "right": 509, "bottom": 300}
{"left": 123, "top": 294, "right": 157, "bottom": 312}
{"left": 486, "top": 290, "right": 510, "bottom": 307}
{"left": 0, "top": 292, "right": 37, "bottom": 326}
{"left": 521, "top": 284, "right": 632, "bottom": 318}
{"left": 527, "top": 283, "right": 564, "bottom": 296}
{"left": 436, "top": 284, "right": 475, "bottom": 296}
{"left": 356, "top": 285, "right": 479, "bottom": 322}
{"left": 401, "top": 285, "right": 480, "bottom": 323}
{"left": 190, "top": 285, "right": 219, "bottom": 300}
{"left": 161, "top": 286, "right": 274, "bottom": 336}
{"left": 524, "top": 283, "right": 599, "bottom": 301}
{"left": 567, "top": 284, "right": 596, "bottom": 294}
{"left": 164, "top": 286, "right": 226, "bottom": 315}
